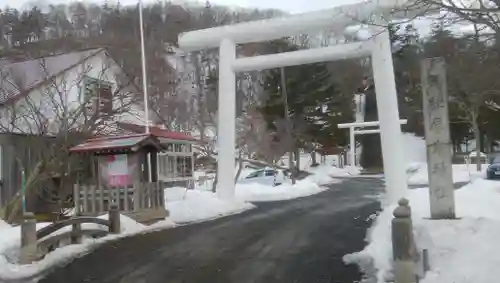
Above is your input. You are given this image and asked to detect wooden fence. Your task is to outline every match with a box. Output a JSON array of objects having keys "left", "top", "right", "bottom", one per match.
[
  {"left": 20, "top": 206, "right": 120, "bottom": 264},
  {"left": 74, "top": 182, "right": 167, "bottom": 224}
]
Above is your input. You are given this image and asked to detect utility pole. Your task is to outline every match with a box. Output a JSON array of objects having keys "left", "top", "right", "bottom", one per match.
[
  {"left": 138, "top": 0, "right": 153, "bottom": 182},
  {"left": 280, "top": 66, "right": 296, "bottom": 184}
]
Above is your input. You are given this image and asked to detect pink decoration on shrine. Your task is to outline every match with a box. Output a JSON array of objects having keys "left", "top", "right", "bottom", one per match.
[
  {"left": 107, "top": 154, "right": 129, "bottom": 186},
  {"left": 109, "top": 175, "right": 129, "bottom": 186}
]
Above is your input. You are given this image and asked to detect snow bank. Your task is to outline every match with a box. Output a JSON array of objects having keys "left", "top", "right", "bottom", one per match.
[
  {"left": 407, "top": 163, "right": 486, "bottom": 185},
  {"left": 232, "top": 163, "right": 348, "bottom": 202},
  {"left": 0, "top": 220, "right": 10, "bottom": 230},
  {"left": 193, "top": 167, "right": 254, "bottom": 192},
  {"left": 94, "top": 214, "right": 147, "bottom": 234},
  {"left": 166, "top": 163, "right": 349, "bottom": 222},
  {"left": 279, "top": 153, "right": 316, "bottom": 170},
  {"left": 280, "top": 153, "right": 341, "bottom": 170},
  {"left": 235, "top": 179, "right": 326, "bottom": 202},
  {"left": 194, "top": 161, "right": 349, "bottom": 203},
  {"left": 401, "top": 133, "right": 427, "bottom": 165},
  {"left": 237, "top": 168, "right": 258, "bottom": 180},
  {"left": 401, "top": 133, "right": 489, "bottom": 186},
  {"left": 345, "top": 178, "right": 500, "bottom": 283},
  {"left": 165, "top": 188, "right": 255, "bottom": 223},
  {"left": 307, "top": 164, "right": 358, "bottom": 183}
]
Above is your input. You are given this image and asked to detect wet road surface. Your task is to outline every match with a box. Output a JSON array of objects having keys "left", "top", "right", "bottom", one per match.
[{"left": 37, "top": 179, "right": 384, "bottom": 283}]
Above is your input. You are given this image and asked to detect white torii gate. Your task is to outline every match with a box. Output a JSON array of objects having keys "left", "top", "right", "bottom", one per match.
[
  {"left": 338, "top": 119, "right": 408, "bottom": 167},
  {"left": 178, "top": 0, "right": 421, "bottom": 203}
]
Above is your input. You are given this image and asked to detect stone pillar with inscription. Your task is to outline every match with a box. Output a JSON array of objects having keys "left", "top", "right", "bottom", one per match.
[{"left": 421, "top": 57, "right": 455, "bottom": 219}]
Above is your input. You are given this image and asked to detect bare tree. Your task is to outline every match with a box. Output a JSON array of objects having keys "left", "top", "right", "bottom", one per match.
[
  {"left": 0, "top": 52, "right": 140, "bottom": 222},
  {"left": 407, "top": 0, "right": 500, "bottom": 34},
  {"left": 424, "top": 24, "right": 500, "bottom": 171}
]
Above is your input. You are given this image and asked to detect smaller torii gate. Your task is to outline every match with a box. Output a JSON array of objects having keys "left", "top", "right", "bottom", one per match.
[{"left": 338, "top": 119, "right": 407, "bottom": 167}]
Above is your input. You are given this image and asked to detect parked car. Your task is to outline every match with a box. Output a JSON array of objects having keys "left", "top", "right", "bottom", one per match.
[
  {"left": 240, "top": 168, "right": 286, "bottom": 186},
  {"left": 486, "top": 156, "right": 500, "bottom": 180}
]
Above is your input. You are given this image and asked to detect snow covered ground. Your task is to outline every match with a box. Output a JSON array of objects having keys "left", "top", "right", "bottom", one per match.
[
  {"left": 279, "top": 152, "right": 340, "bottom": 170},
  {"left": 166, "top": 157, "right": 353, "bottom": 221},
  {"left": 407, "top": 162, "right": 487, "bottom": 185},
  {"left": 164, "top": 187, "right": 255, "bottom": 223},
  {"left": 235, "top": 162, "right": 347, "bottom": 202},
  {"left": 343, "top": 133, "right": 500, "bottom": 282},
  {"left": 194, "top": 159, "right": 351, "bottom": 203},
  {"left": 235, "top": 178, "right": 330, "bottom": 202},
  {"left": 401, "top": 133, "right": 488, "bottom": 185},
  {"left": 345, "top": 177, "right": 500, "bottom": 283},
  {"left": 400, "top": 133, "right": 427, "bottom": 166}
]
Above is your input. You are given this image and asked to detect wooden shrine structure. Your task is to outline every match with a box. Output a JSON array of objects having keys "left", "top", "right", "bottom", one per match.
[{"left": 69, "top": 126, "right": 197, "bottom": 224}]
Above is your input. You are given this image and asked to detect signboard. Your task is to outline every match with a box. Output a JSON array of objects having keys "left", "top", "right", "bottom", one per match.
[
  {"left": 107, "top": 154, "right": 129, "bottom": 186},
  {"left": 421, "top": 57, "right": 455, "bottom": 219}
]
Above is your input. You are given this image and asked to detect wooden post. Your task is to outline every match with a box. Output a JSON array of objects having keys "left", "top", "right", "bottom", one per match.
[
  {"left": 90, "top": 185, "right": 96, "bottom": 214},
  {"left": 71, "top": 191, "right": 82, "bottom": 245},
  {"left": 421, "top": 57, "right": 455, "bottom": 219},
  {"left": 99, "top": 184, "right": 104, "bottom": 213},
  {"left": 392, "top": 198, "right": 416, "bottom": 283},
  {"left": 73, "top": 184, "right": 80, "bottom": 215},
  {"left": 124, "top": 186, "right": 129, "bottom": 212},
  {"left": 20, "top": 212, "right": 37, "bottom": 264},
  {"left": 154, "top": 182, "right": 158, "bottom": 208},
  {"left": 159, "top": 181, "right": 165, "bottom": 208},
  {"left": 157, "top": 182, "right": 162, "bottom": 208},
  {"left": 150, "top": 183, "right": 155, "bottom": 209},
  {"left": 82, "top": 185, "right": 88, "bottom": 214},
  {"left": 133, "top": 182, "right": 141, "bottom": 211},
  {"left": 71, "top": 222, "right": 82, "bottom": 244},
  {"left": 142, "top": 182, "right": 147, "bottom": 209},
  {"left": 108, "top": 204, "right": 120, "bottom": 234}
]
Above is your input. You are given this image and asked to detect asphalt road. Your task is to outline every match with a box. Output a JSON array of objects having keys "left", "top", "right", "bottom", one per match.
[{"left": 37, "top": 179, "right": 383, "bottom": 283}]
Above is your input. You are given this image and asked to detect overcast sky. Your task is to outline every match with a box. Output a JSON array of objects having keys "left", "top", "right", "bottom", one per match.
[
  {"left": 0, "top": 0, "right": 478, "bottom": 37},
  {"left": 0, "top": 0, "right": 357, "bottom": 14}
]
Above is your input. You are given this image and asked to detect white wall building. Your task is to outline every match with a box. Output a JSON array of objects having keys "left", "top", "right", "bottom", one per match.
[{"left": 0, "top": 48, "right": 147, "bottom": 135}]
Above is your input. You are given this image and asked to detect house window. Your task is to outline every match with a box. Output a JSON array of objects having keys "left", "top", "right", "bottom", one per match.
[{"left": 83, "top": 77, "right": 113, "bottom": 115}]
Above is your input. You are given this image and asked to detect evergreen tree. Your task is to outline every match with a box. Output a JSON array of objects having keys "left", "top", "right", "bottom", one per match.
[
  {"left": 390, "top": 23, "right": 424, "bottom": 136},
  {"left": 260, "top": 39, "right": 351, "bottom": 151}
]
